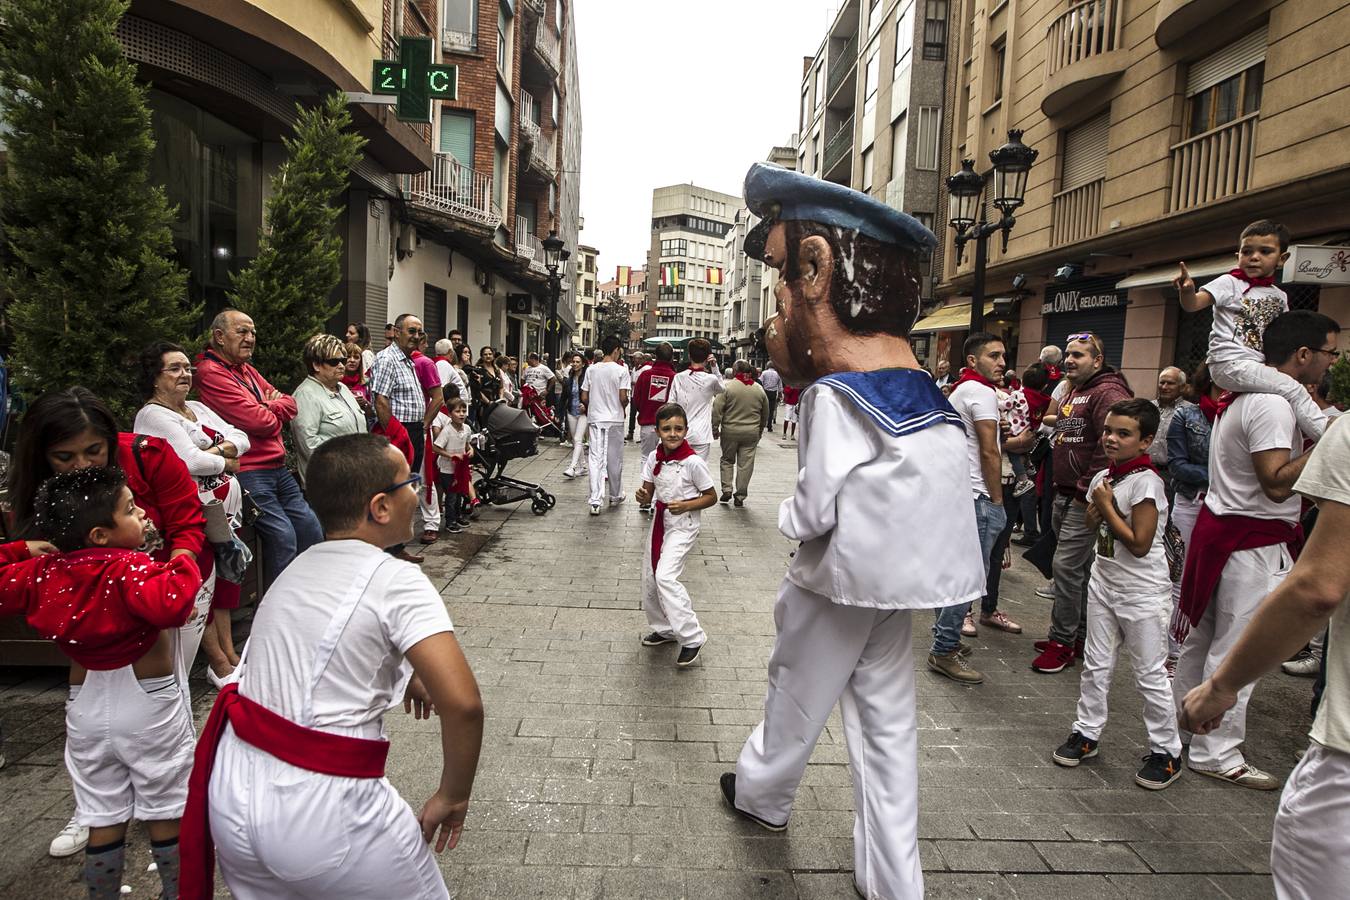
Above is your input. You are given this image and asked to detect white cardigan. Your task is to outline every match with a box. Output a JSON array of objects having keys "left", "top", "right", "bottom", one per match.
[{"left": 133, "top": 401, "right": 251, "bottom": 479}]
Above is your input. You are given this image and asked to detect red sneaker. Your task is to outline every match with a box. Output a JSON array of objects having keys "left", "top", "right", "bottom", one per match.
[{"left": 1032, "top": 640, "right": 1077, "bottom": 673}]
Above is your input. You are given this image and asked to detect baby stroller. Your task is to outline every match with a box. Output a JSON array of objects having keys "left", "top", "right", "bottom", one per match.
[
  {"left": 520, "top": 383, "right": 564, "bottom": 439},
  {"left": 473, "top": 400, "right": 557, "bottom": 515}
]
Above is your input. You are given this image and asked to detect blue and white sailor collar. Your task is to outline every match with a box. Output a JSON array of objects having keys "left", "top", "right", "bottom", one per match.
[{"left": 814, "top": 368, "right": 962, "bottom": 437}]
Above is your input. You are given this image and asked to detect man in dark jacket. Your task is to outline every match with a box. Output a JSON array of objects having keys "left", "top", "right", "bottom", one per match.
[{"left": 1032, "top": 333, "right": 1133, "bottom": 673}]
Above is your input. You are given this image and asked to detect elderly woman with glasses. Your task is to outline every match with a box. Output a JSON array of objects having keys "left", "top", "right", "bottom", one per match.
[{"left": 292, "top": 334, "right": 367, "bottom": 485}]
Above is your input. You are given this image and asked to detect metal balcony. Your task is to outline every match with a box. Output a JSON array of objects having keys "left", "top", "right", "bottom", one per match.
[
  {"left": 524, "top": 129, "right": 557, "bottom": 181},
  {"left": 518, "top": 90, "right": 541, "bottom": 148},
  {"left": 442, "top": 29, "right": 476, "bottom": 53},
  {"left": 530, "top": 19, "right": 561, "bottom": 79},
  {"left": 515, "top": 216, "right": 548, "bottom": 274},
  {"left": 1169, "top": 113, "right": 1258, "bottom": 211},
  {"left": 1042, "top": 0, "right": 1128, "bottom": 117},
  {"left": 823, "top": 114, "right": 855, "bottom": 179},
  {"left": 826, "top": 32, "right": 859, "bottom": 102},
  {"left": 403, "top": 154, "right": 503, "bottom": 229}
]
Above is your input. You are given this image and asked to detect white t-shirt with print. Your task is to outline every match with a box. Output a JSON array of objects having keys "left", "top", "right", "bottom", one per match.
[
  {"left": 522, "top": 364, "right": 554, "bottom": 396},
  {"left": 1087, "top": 467, "right": 1170, "bottom": 596},
  {"left": 1204, "top": 273, "right": 1289, "bottom": 365},
  {"left": 1296, "top": 415, "right": 1350, "bottom": 754},
  {"left": 238, "top": 540, "right": 453, "bottom": 735},
  {"left": 431, "top": 412, "right": 472, "bottom": 474},
  {"left": 640, "top": 449, "right": 716, "bottom": 526},
  {"left": 948, "top": 380, "right": 1002, "bottom": 498},
  {"left": 582, "top": 360, "right": 632, "bottom": 425},
  {"left": 669, "top": 368, "right": 726, "bottom": 446},
  {"left": 1204, "top": 391, "right": 1303, "bottom": 523}
]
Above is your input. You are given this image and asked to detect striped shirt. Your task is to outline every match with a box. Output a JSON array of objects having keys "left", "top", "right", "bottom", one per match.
[{"left": 369, "top": 344, "right": 425, "bottom": 422}]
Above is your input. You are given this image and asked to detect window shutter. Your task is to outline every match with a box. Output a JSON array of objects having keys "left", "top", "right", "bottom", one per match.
[
  {"left": 1186, "top": 27, "right": 1267, "bottom": 96},
  {"left": 1061, "top": 112, "right": 1109, "bottom": 190},
  {"left": 438, "top": 111, "right": 474, "bottom": 165}
]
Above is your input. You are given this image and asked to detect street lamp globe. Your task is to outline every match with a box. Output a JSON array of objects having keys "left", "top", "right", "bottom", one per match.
[
  {"left": 542, "top": 229, "right": 564, "bottom": 273},
  {"left": 989, "top": 129, "right": 1038, "bottom": 216},
  {"left": 944, "top": 158, "right": 984, "bottom": 235}
]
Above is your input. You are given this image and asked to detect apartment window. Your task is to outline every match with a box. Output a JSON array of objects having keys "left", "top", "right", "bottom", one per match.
[
  {"left": 497, "top": 2, "right": 512, "bottom": 73},
  {"left": 912, "top": 212, "right": 934, "bottom": 233},
  {"left": 990, "top": 40, "right": 1006, "bottom": 104},
  {"left": 443, "top": 0, "right": 477, "bottom": 48},
  {"left": 864, "top": 49, "right": 881, "bottom": 109},
  {"left": 492, "top": 138, "right": 507, "bottom": 208},
  {"left": 895, "top": 0, "right": 914, "bottom": 78},
  {"left": 438, "top": 110, "right": 474, "bottom": 164},
  {"left": 1185, "top": 28, "right": 1267, "bottom": 138},
  {"left": 869, "top": 0, "right": 883, "bottom": 33},
  {"left": 923, "top": 0, "right": 948, "bottom": 61},
  {"left": 814, "top": 63, "right": 825, "bottom": 111},
  {"left": 862, "top": 148, "right": 875, "bottom": 191},
  {"left": 1061, "top": 113, "right": 1109, "bottom": 191},
  {"left": 890, "top": 113, "right": 908, "bottom": 181},
  {"left": 801, "top": 89, "right": 810, "bottom": 131},
  {"left": 812, "top": 132, "right": 821, "bottom": 173},
  {"left": 915, "top": 106, "right": 940, "bottom": 170}
]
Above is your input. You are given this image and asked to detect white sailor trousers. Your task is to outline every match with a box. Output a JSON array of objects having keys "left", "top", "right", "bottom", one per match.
[
  {"left": 587, "top": 421, "right": 624, "bottom": 505},
  {"left": 1172, "top": 544, "right": 1291, "bottom": 771},
  {"left": 735, "top": 583, "right": 922, "bottom": 900},
  {"left": 1271, "top": 742, "right": 1350, "bottom": 899},
  {"left": 640, "top": 513, "right": 706, "bottom": 647}
]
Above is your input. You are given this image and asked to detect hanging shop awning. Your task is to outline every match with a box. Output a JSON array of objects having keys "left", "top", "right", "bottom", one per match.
[
  {"left": 911, "top": 301, "right": 995, "bottom": 334},
  {"left": 1114, "top": 254, "right": 1232, "bottom": 291}
]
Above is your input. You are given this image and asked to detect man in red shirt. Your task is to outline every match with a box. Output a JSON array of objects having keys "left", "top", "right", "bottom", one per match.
[
  {"left": 632, "top": 344, "right": 678, "bottom": 495},
  {"left": 196, "top": 310, "right": 322, "bottom": 588}
]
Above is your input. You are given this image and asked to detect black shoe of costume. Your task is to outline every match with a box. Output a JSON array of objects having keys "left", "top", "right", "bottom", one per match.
[
  {"left": 1052, "top": 731, "right": 1099, "bottom": 767},
  {"left": 676, "top": 644, "right": 702, "bottom": 667},
  {"left": 641, "top": 632, "right": 676, "bottom": 647},
  {"left": 1135, "top": 752, "right": 1183, "bottom": 790},
  {"left": 734, "top": 498, "right": 745, "bottom": 508},
  {"left": 718, "top": 773, "right": 787, "bottom": 832},
  {"left": 719, "top": 492, "right": 732, "bottom": 503}
]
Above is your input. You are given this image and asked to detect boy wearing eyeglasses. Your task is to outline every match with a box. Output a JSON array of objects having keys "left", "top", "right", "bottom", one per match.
[{"left": 1174, "top": 219, "right": 1329, "bottom": 440}]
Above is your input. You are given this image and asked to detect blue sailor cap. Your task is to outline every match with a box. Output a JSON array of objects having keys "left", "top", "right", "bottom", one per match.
[{"left": 742, "top": 162, "right": 937, "bottom": 261}]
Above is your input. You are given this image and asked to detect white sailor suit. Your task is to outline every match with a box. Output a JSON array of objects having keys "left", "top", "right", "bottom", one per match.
[{"left": 732, "top": 369, "right": 985, "bottom": 900}]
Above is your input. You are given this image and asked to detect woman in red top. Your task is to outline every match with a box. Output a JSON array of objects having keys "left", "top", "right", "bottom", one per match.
[{"left": 5, "top": 386, "right": 206, "bottom": 858}]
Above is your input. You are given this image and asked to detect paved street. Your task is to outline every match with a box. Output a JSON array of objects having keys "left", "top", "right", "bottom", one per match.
[{"left": 0, "top": 431, "right": 1314, "bottom": 899}]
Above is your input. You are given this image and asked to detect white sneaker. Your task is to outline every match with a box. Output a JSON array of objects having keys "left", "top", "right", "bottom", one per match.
[
  {"left": 609, "top": 495, "right": 625, "bottom": 507},
  {"left": 1282, "top": 655, "right": 1322, "bottom": 678},
  {"left": 589, "top": 504, "right": 601, "bottom": 516},
  {"left": 49, "top": 817, "right": 89, "bottom": 857},
  {"left": 562, "top": 468, "right": 576, "bottom": 479},
  {"left": 1034, "top": 582, "right": 1056, "bottom": 600}
]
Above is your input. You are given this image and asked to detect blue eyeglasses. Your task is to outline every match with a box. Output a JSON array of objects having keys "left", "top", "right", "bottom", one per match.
[{"left": 374, "top": 473, "right": 422, "bottom": 497}]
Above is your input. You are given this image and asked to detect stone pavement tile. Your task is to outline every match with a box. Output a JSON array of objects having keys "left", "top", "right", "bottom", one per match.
[
  {"left": 935, "top": 839, "right": 1049, "bottom": 873},
  {"left": 463, "top": 800, "right": 583, "bottom": 833},
  {"left": 441, "top": 831, "right": 528, "bottom": 865},
  {"left": 694, "top": 869, "right": 798, "bottom": 900},
  {"left": 518, "top": 716, "right": 602, "bottom": 738},
  {"left": 1004, "top": 873, "right": 1127, "bottom": 899},
  {"left": 572, "top": 866, "right": 685, "bottom": 899},
  {"left": 965, "top": 813, "right": 1071, "bottom": 841},
  {"left": 1059, "top": 814, "right": 1163, "bottom": 842},
  {"left": 920, "top": 812, "right": 977, "bottom": 840},
  {"left": 1125, "top": 841, "right": 1253, "bottom": 873},
  {"left": 525, "top": 832, "right": 633, "bottom": 867},
  {"left": 792, "top": 872, "right": 857, "bottom": 899},
  {"left": 1104, "top": 873, "right": 1262, "bottom": 898},
  {"left": 551, "top": 737, "right": 636, "bottom": 759},
  {"left": 443, "top": 864, "right": 578, "bottom": 900},
  {"left": 985, "top": 787, "right": 1088, "bottom": 816},
  {"left": 1205, "top": 874, "right": 1279, "bottom": 899},
  {"left": 920, "top": 872, "right": 1019, "bottom": 899},
  {"left": 541, "top": 778, "right": 634, "bottom": 806},
  {"left": 1033, "top": 841, "right": 1150, "bottom": 873},
  {"left": 583, "top": 804, "right": 679, "bottom": 834},
  {"left": 634, "top": 781, "right": 726, "bottom": 809}
]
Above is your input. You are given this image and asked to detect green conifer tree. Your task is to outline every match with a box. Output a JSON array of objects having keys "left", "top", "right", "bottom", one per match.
[
  {"left": 229, "top": 92, "right": 365, "bottom": 390},
  {"left": 595, "top": 292, "right": 632, "bottom": 347},
  {"left": 0, "top": 0, "right": 194, "bottom": 421}
]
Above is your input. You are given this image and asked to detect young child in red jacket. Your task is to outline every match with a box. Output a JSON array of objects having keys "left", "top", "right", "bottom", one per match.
[{"left": 0, "top": 466, "right": 201, "bottom": 900}]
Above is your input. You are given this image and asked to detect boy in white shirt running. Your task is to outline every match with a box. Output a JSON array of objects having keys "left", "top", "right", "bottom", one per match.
[
  {"left": 1052, "top": 399, "right": 1183, "bottom": 790},
  {"left": 1174, "top": 219, "right": 1327, "bottom": 439},
  {"left": 580, "top": 336, "right": 632, "bottom": 515},
  {"left": 635, "top": 403, "right": 718, "bottom": 667},
  {"left": 669, "top": 338, "right": 725, "bottom": 460}
]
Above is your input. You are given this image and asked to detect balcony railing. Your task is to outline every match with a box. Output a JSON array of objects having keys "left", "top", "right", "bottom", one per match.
[
  {"left": 518, "top": 90, "right": 540, "bottom": 147},
  {"left": 1046, "top": 0, "right": 1123, "bottom": 79},
  {"left": 526, "top": 129, "right": 557, "bottom": 180},
  {"left": 1051, "top": 178, "right": 1104, "bottom": 246},
  {"left": 823, "top": 114, "right": 855, "bottom": 173},
  {"left": 1169, "top": 113, "right": 1258, "bottom": 211},
  {"left": 532, "top": 20, "right": 561, "bottom": 76},
  {"left": 521, "top": 0, "right": 545, "bottom": 16},
  {"left": 442, "top": 29, "right": 476, "bottom": 53},
  {"left": 404, "top": 154, "right": 502, "bottom": 229},
  {"left": 827, "top": 32, "right": 859, "bottom": 100},
  {"left": 515, "top": 216, "right": 547, "bottom": 274}
]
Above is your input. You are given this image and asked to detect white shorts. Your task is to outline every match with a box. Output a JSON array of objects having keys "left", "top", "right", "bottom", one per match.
[
  {"left": 65, "top": 666, "right": 195, "bottom": 826},
  {"left": 785, "top": 403, "right": 798, "bottom": 424}
]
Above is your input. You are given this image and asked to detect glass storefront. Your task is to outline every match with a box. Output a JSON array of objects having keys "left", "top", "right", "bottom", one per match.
[{"left": 146, "top": 90, "right": 264, "bottom": 320}]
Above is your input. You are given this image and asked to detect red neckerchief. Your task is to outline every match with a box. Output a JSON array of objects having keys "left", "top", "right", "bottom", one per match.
[
  {"left": 952, "top": 367, "right": 999, "bottom": 391},
  {"left": 1022, "top": 387, "right": 1053, "bottom": 419},
  {"left": 651, "top": 441, "right": 697, "bottom": 573},
  {"left": 434, "top": 355, "right": 452, "bottom": 364},
  {"left": 1229, "top": 267, "right": 1276, "bottom": 288},
  {"left": 179, "top": 683, "right": 389, "bottom": 900},
  {"left": 1214, "top": 390, "right": 1242, "bottom": 419},
  {"left": 340, "top": 372, "right": 363, "bottom": 390},
  {"left": 734, "top": 373, "right": 756, "bottom": 386},
  {"left": 1107, "top": 454, "right": 1158, "bottom": 481},
  {"left": 1198, "top": 393, "right": 1221, "bottom": 423},
  {"left": 1045, "top": 364, "right": 1062, "bottom": 382}
]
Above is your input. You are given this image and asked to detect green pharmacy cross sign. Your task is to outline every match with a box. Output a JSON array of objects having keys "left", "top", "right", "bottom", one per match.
[{"left": 373, "top": 36, "right": 457, "bottom": 123}]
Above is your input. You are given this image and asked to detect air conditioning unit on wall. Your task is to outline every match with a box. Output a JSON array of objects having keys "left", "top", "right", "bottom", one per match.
[{"left": 396, "top": 223, "right": 417, "bottom": 259}]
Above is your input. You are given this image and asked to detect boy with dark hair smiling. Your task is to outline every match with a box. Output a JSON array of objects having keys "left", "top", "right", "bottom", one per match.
[
  {"left": 1053, "top": 398, "right": 1184, "bottom": 790},
  {"left": 0, "top": 466, "right": 202, "bottom": 900}
]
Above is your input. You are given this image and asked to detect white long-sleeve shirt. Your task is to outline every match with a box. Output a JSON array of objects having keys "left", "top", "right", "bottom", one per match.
[
  {"left": 134, "top": 400, "right": 251, "bottom": 479},
  {"left": 779, "top": 374, "right": 985, "bottom": 609}
]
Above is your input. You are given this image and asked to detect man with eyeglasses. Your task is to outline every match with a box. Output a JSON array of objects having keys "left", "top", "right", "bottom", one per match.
[
  {"left": 196, "top": 309, "right": 323, "bottom": 589},
  {"left": 369, "top": 314, "right": 437, "bottom": 563}
]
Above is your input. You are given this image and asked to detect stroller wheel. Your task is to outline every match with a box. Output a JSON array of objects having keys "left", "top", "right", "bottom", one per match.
[
  {"left": 531, "top": 498, "right": 550, "bottom": 516},
  {"left": 533, "top": 488, "right": 556, "bottom": 509},
  {"left": 544, "top": 492, "right": 556, "bottom": 509}
]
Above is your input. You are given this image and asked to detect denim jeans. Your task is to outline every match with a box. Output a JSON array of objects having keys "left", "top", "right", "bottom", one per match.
[
  {"left": 237, "top": 466, "right": 323, "bottom": 590},
  {"left": 932, "top": 495, "right": 1007, "bottom": 654},
  {"left": 982, "top": 489, "right": 1020, "bottom": 614}
]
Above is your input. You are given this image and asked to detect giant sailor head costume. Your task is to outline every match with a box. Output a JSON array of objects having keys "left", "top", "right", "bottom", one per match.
[{"left": 743, "top": 162, "right": 937, "bottom": 385}]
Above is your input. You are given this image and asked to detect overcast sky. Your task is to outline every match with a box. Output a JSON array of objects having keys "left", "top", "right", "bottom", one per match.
[{"left": 573, "top": 0, "right": 839, "bottom": 279}]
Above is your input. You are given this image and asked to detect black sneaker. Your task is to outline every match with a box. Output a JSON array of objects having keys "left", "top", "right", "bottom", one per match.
[
  {"left": 443, "top": 521, "right": 464, "bottom": 534},
  {"left": 1135, "top": 752, "right": 1183, "bottom": 790},
  {"left": 1052, "top": 731, "right": 1099, "bottom": 767},
  {"left": 641, "top": 632, "right": 676, "bottom": 647},
  {"left": 676, "top": 644, "right": 702, "bottom": 667},
  {"left": 718, "top": 773, "right": 787, "bottom": 832}
]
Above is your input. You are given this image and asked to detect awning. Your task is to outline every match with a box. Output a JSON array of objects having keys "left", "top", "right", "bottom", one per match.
[
  {"left": 911, "top": 301, "right": 995, "bottom": 334},
  {"left": 1114, "top": 254, "right": 1231, "bottom": 291}
]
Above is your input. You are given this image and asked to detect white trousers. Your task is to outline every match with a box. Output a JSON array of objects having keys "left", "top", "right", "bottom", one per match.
[
  {"left": 177, "top": 567, "right": 215, "bottom": 717},
  {"left": 1172, "top": 543, "right": 1292, "bottom": 770},
  {"left": 690, "top": 442, "right": 711, "bottom": 461},
  {"left": 1272, "top": 742, "right": 1350, "bottom": 899},
  {"left": 419, "top": 480, "right": 440, "bottom": 530},
  {"left": 735, "top": 584, "right": 922, "bottom": 900},
  {"left": 567, "top": 412, "right": 588, "bottom": 472},
  {"left": 639, "top": 424, "right": 658, "bottom": 460},
  {"left": 1073, "top": 580, "right": 1181, "bottom": 755},
  {"left": 65, "top": 666, "right": 195, "bottom": 826},
  {"left": 1210, "top": 356, "right": 1327, "bottom": 439},
  {"left": 209, "top": 727, "right": 450, "bottom": 899},
  {"left": 587, "top": 421, "right": 624, "bottom": 506},
  {"left": 1168, "top": 493, "right": 1204, "bottom": 656},
  {"left": 641, "top": 514, "right": 706, "bottom": 647}
]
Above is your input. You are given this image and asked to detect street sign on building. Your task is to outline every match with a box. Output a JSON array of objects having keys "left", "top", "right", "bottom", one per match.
[
  {"left": 1283, "top": 245, "right": 1350, "bottom": 285},
  {"left": 372, "top": 37, "right": 457, "bottom": 123}
]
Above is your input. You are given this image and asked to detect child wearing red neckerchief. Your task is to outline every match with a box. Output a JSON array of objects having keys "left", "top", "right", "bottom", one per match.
[
  {"left": 1052, "top": 399, "right": 1182, "bottom": 790},
  {"left": 1174, "top": 219, "right": 1328, "bottom": 440},
  {"left": 633, "top": 403, "right": 718, "bottom": 667}
]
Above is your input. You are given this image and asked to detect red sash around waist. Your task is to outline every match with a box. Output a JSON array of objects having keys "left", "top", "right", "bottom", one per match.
[{"left": 179, "top": 683, "right": 390, "bottom": 899}]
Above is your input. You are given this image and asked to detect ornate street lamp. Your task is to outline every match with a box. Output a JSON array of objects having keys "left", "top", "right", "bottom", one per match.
[
  {"left": 944, "top": 129, "right": 1038, "bottom": 333},
  {"left": 541, "top": 230, "right": 566, "bottom": 360}
]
